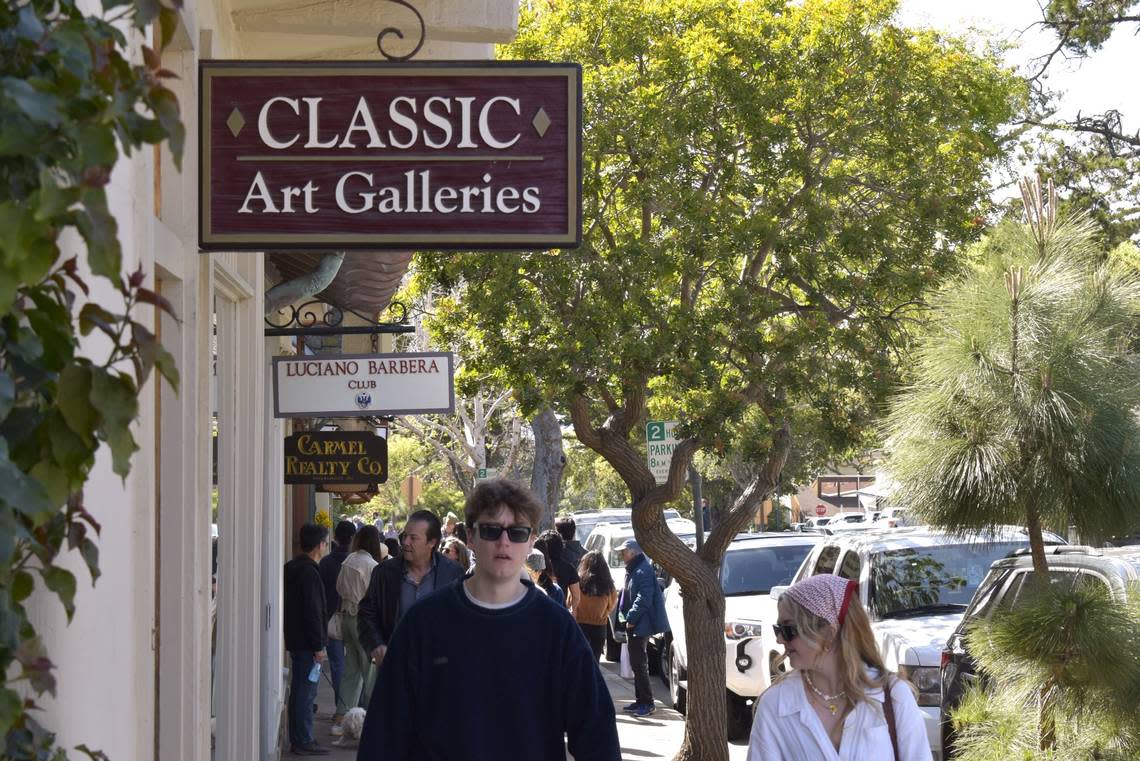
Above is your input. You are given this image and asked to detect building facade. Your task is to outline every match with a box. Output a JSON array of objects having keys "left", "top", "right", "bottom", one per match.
[{"left": 27, "top": 2, "right": 520, "bottom": 759}]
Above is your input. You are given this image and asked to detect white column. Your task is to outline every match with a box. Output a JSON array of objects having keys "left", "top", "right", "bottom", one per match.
[
  {"left": 260, "top": 340, "right": 286, "bottom": 759},
  {"left": 212, "top": 253, "right": 265, "bottom": 761}
]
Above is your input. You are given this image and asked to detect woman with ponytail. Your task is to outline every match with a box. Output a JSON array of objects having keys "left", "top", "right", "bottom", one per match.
[{"left": 747, "top": 574, "right": 931, "bottom": 760}]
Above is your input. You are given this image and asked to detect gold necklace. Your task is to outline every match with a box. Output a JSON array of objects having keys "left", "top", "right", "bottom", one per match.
[{"left": 803, "top": 671, "right": 846, "bottom": 716}]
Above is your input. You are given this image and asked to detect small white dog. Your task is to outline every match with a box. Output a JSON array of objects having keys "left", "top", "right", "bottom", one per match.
[{"left": 335, "top": 707, "right": 367, "bottom": 747}]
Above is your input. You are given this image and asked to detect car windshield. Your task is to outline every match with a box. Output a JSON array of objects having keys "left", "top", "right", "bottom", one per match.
[
  {"left": 870, "top": 541, "right": 1027, "bottom": 617},
  {"left": 721, "top": 544, "right": 815, "bottom": 596}
]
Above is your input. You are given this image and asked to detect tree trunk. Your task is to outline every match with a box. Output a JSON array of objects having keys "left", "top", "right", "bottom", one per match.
[
  {"left": 530, "top": 406, "right": 565, "bottom": 530},
  {"left": 1025, "top": 502, "right": 1049, "bottom": 580},
  {"left": 676, "top": 564, "right": 729, "bottom": 760}
]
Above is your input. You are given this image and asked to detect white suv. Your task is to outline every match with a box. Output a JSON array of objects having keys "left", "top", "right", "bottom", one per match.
[
  {"left": 582, "top": 517, "right": 696, "bottom": 660},
  {"left": 662, "top": 533, "right": 820, "bottom": 739},
  {"left": 775, "top": 526, "right": 1066, "bottom": 761}
]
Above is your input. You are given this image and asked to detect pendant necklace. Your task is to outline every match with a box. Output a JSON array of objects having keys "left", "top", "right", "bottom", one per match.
[{"left": 804, "top": 671, "right": 845, "bottom": 716}]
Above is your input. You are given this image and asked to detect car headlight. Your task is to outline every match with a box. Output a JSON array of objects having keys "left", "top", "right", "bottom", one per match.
[
  {"left": 724, "top": 621, "right": 764, "bottom": 640},
  {"left": 898, "top": 665, "right": 941, "bottom": 706}
]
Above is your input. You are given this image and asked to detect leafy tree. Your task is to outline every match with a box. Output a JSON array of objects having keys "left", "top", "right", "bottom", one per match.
[
  {"left": 1019, "top": 0, "right": 1140, "bottom": 245},
  {"left": 0, "top": 0, "right": 183, "bottom": 757},
  {"left": 560, "top": 437, "right": 630, "bottom": 513},
  {"left": 418, "top": 0, "right": 1021, "bottom": 754},
  {"left": 885, "top": 178, "right": 1140, "bottom": 579}
]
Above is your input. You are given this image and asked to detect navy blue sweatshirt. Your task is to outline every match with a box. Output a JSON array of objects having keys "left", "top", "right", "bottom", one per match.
[{"left": 357, "top": 581, "right": 620, "bottom": 761}]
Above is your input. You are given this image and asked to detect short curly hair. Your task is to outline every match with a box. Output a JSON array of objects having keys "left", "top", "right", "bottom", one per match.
[{"left": 464, "top": 479, "right": 543, "bottom": 530}]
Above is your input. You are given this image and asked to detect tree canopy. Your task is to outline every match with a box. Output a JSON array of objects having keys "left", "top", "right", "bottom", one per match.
[{"left": 418, "top": 0, "right": 1023, "bottom": 754}]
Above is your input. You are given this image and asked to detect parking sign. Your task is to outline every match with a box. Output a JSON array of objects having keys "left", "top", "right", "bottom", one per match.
[{"left": 646, "top": 421, "right": 680, "bottom": 484}]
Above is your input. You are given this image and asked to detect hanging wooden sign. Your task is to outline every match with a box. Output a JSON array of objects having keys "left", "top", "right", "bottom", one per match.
[
  {"left": 284, "top": 431, "right": 388, "bottom": 485},
  {"left": 200, "top": 60, "right": 581, "bottom": 250}
]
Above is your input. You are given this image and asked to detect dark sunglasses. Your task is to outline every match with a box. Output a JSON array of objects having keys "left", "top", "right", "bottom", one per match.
[
  {"left": 772, "top": 623, "right": 798, "bottom": 641},
  {"left": 475, "top": 523, "right": 533, "bottom": 543}
]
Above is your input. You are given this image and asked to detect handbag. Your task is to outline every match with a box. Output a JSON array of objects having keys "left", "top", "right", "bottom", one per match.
[
  {"left": 619, "top": 642, "right": 634, "bottom": 679},
  {"left": 882, "top": 677, "right": 899, "bottom": 761},
  {"left": 327, "top": 611, "right": 342, "bottom": 640}
]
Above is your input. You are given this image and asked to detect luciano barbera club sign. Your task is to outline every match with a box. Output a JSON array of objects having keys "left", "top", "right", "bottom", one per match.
[
  {"left": 272, "top": 351, "right": 455, "bottom": 418},
  {"left": 199, "top": 61, "right": 582, "bottom": 250}
]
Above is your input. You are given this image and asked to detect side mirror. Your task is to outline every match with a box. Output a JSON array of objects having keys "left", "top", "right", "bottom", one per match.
[{"left": 769, "top": 585, "right": 789, "bottom": 600}]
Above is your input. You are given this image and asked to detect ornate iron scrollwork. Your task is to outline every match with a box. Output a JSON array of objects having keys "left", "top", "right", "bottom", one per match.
[
  {"left": 264, "top": 299, "right": 413, "bottom": 337},
  {"left": 377, "top": 0, "right": 426, "bottom": 62}
]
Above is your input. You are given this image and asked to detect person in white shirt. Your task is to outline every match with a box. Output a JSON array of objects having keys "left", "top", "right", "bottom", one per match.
[
  {"left": 747, "top": 574, "right": 932, "bottom": 761},
  {"left": 333, "top": 525, "right": 387, "bottom": 726}
]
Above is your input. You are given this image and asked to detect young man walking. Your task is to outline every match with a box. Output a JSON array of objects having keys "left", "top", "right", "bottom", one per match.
[
  {"left": 618, "top": 538, "right": 670, "bottom": 717},
  {"left": 283, "top": 523, "right": 331, "bottom": 756},
  {"left": 357, "top": 480, "right": 620, "bottom": 761}
]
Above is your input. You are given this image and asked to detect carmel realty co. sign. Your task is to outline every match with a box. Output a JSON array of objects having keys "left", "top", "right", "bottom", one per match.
[
  {"left": 272, "top": 351, "right": 454, "bottom": 418},
  {"left": 284, "top": 431, "right": 389, "bottom": 485},
  {"left": 199, "top": 61, "right": 582, "bottom": 250}
]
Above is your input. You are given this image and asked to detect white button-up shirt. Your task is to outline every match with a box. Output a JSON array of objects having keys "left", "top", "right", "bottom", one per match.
[{"left": 747, "top": 670, "right": 932, "bottom": 761}]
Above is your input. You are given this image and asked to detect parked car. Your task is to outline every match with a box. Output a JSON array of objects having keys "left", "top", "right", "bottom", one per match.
[
  {"left": 940, "top": 545, "right": 1140, "bottom": 758},
  {"left": 571, "top": 507, "right": 681, "bottom": 544},
  {"left": 772, "top": 526, "right": 1066, "bottom": 761},
  {"left": 661, "top": 533, "right": 820, "bottom": 739},
  {"left": 872, "top": 506, "right": 911, "bottom": 528},
  {"left": 582, "top": 517, "right": 696, "bottom": 660}
]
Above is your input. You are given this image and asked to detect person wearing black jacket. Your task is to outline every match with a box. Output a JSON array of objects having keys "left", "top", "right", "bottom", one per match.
[
  {"left": 357, "top": 509, "right": 464, "bottom": 667},
  {"left": 284, "top": 523, "right": 330, "bottom": 756}
]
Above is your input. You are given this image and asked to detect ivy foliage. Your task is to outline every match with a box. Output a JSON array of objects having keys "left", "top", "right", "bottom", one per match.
[{"left": 0, "top": 0, "right": 183, "bottom": 757}]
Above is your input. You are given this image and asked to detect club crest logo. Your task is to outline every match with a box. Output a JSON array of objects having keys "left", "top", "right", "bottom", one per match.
[{"left": 355, "top": 391, "right": 372, "bottom": 409}]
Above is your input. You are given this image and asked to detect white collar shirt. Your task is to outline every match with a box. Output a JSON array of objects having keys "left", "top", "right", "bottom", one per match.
[{"left": 746, "top": 670, "right": 933, "bottom": 761}]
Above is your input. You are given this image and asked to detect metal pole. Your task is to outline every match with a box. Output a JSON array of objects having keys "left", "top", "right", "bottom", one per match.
[{"left": 690, "top": 466, "right": 704, "bottom": 552}]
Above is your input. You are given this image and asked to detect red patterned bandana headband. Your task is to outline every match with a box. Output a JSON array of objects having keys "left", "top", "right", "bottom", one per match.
[{"left": 784, "top": 575, "right": 859, "bottom": 629}]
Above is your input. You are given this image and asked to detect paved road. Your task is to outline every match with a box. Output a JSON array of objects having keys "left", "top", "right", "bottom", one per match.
[{"left": 283, "top": 658, "right": 749, "bottom": 760}]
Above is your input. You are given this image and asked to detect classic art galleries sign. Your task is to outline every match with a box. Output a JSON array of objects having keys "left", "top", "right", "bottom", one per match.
[
  {"left": 199, "top": 61, "right": 581, "bottom": 249},
  {"left": 284, "top": 431, "right": 388, "bottom": 485},
  {"left": 273, "top": 351, "right": 454, "bottom": 418}
]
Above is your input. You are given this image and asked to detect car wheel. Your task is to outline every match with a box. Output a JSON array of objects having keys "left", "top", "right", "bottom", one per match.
[
  {"left": 668, "top": 643, "right": 687, "bottom": 714},
  {"left": 727, "top": 693, "right": 752, "bottom": 742},
  {"left": 604, "top": 622, "right": 621, "bottom": 662}
]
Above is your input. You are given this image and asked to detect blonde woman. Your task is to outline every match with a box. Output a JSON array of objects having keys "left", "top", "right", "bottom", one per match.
[
  {"left": 333, "top": 525, "right": 387, "bottom": 727},
  {"left": 747, "top": 574, "right": 931, "bottom": 760}
]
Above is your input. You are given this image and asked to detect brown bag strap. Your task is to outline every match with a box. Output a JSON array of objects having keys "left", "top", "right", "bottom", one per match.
[{"left": 882, "top": 677, "right": 899, "bottom": 761}]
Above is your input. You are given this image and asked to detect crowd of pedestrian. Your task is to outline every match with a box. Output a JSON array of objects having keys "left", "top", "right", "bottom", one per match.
[{"left": 284, "top": 486, "right": 925, "bottom": 760}]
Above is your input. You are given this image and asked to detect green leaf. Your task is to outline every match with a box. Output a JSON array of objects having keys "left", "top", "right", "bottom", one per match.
[
  {"left": 76, "top": 125, "right": 117, "bottom": 167},
  {"left": 33, "top": 171, "right": 80, "bottom": 222},
  {"left": 78, "top": 537, "right": 100, "bottom": 583},
  {"left": 0, "top": 369, "right": 14, "bottom": 421},
  {"left": 15, "top": 4, "right": 46, "bottom": 41},
  {"left": 12, "top": 571, "right": 34, "bottom": 603},
  {"left": 1, "top": 77, "right": 64, "bottom": 127},
  {"left": 75, "top": 189, "right": 121, "bottom": 279},
  {"left": 158, "top": 7, "right": 181, "bottom": 49},
  {"left": 0, "top": 440, "right": 55, "bottom": 523},
  {"left": 78, "top": 303, "right": 118, "bottom": 338},
  {"left": 0, "top": 686, "right": 22, "bottom": 738},
  {"left": 40, "top": 567, "right": 76, "bottom": 621},
  {"left": 89, "top": 370, "right": 138, "bottom": 478},
  {"left": 149, "top": 87, "right": 184, "bottom": 169},
  {"left": 155, "top": 343, "right": 180, "bottom": 391},
  {"left": 57, "top": 364, "right": 96, "bottom": 444}
]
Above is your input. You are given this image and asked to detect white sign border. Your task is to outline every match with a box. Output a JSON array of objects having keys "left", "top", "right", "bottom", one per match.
[{"left": 271, "top": 351, "right": 456, "bottom": 419}]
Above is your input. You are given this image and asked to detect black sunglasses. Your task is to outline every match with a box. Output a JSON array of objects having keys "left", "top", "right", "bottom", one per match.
[
  {"left": 772, "top": 623, "right": 798, "bottom": 641},
  {"left": 475, "top": 523, "right": 533, "bottom": 543}
]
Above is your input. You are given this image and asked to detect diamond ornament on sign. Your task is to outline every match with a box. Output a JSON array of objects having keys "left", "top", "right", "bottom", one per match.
[
  {"left": 532, "top": 107, "right": 551, "bottom": 137},
  {"left": 226, "top": 107, "right": 246, "bottom": 137}
]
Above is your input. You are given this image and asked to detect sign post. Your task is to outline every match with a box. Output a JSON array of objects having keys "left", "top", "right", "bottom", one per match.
[
  {"left": 646, "top": 421, "right": 680, "bottom": 485},
  {"left": 402, "top": 475, "right": 422, "bottom": 507},
  {"left": 475, "top": 467, "right": 498, "bottom": 485}
]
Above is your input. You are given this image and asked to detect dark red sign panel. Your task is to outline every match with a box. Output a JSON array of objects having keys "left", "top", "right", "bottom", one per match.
[{"left": 199, "top": 61, "right": 581, "bottom": 250}]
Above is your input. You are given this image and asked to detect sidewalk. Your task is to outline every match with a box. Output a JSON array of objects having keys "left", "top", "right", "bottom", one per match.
[{"left": 281, "top": 659, "right": 747, "bottom": 760}]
